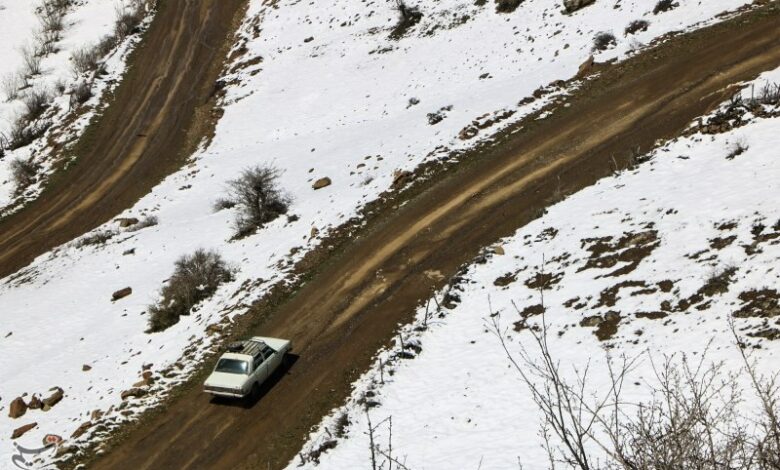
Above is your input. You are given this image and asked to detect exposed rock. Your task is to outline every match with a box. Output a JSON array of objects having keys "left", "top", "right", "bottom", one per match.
[
  {"left": 312, "top": 177, "right": 332, "bottom": 190},
  {"left": 71, "top": 421, "right": 93, "bottom": 439},
  {"left": 580, "top": 315, "right": 603, "bottom": 327},
  {"left": 576, "top": 55, "right": 595, "bottom": 79},
  {"left": 9, "top": 397, "right": 27, "bottom": 418},
  {"left": 82, "top": 364, "right": 92, "bottom": 371},
  {"left": 391, "top": 170, "right": 413, "bottom": 189},
  {"left": 116, "top": 217, "right": 139, "bottom": 228},
  {"left": 121, "top": 388, "right": 148, "bottom": 400},
  {"left": 492, "top": 245, "right": 505, "bottom": 256},
  {"left": 12, "top": 422, "right": 37, "bottom": 439},
  {"left": 206, "top": 323, "right": 223, "bottom": 335},
  {"left": 112, "top": 287, "right": 133, "bottom": 301},
  {"left": 42, "top": 387, "right": 64, "bottom": 409},
  {"left": 27, "top": 395, "right": 43, "bottom": 410},
  {"left": 563, "top": 0, "right": 595, "bottom": 13}
]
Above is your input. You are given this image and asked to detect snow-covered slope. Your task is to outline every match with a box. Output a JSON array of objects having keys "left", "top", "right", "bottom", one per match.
[
  {"left": 0, "top": 0, "right": 150, "bottom": 211},
  {"left": 0, "top": 0, "right": 763, "bottom": 465},
  {"left": 290, "top": 68, "right": 780, "bottom": 469}
]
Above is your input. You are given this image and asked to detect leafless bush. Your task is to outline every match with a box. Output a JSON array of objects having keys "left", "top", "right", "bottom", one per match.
[
  {"left": 22, "top": 88, "right": 52, "bottom": 122},
  {"left": 114, "top": 3, "right": 144, "bottom": 40},
  {"left": 34, "top": 29, "right": 61, "bottom": 56},
  {"left": 75, "top": 230, "right": 116, "bottom": 248},
  {"left": 8, "top": 119, "right": 51, "bottom": 150},
  {"left": 37, "top": 0, "right": 68, "bottom": 34},
  {"left": 726, "top": 138, "right": 749, "bottom": 160},
  {"left": 746, "top": 82, "right": 780, "bottom": 108},
  {"left": 593, "top": 32, "right": 617, "bottom": 51},
  {"left": 1, "top": 73, "right": 21, "bottom": 101},
  {"left": 624, "top": 20, "right": 649, "bottom": 36},
  {"left": 70, "top": 80, "right": 93, "bottom": 107},
  {"left": 389, "top": 0, "right": 422, "bottom": 40},
  {"left": 491, "top": 302, "right": 780, "bottom": 469},
  {"left": 71, "top": 46, "right": 100, "bottom": 75},
  {"left": 10, "top": 157, "right": 39, "bottom": 191},
  {"left": 220, "top": 166, "right": 291, "bottom": 238},
  {"left": 126, "top": 214, "right": 158, "bottom": 232},
  {"left": 147, "top": 249, "right": 233, "bottom": 332},
  {"left": 21, "top": 45, "right": 42, "bottom": 77},
  {"left": 653, "top": 0, "right": 678, "bottom": 14}
]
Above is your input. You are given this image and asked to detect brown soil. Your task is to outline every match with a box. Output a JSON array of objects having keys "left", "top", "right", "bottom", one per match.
[
  {"left": 27, "top": 2, "right": 780, "bottom": 470},
  {"left": 0, "top": 0, "right": 246, "bottom": 280}
]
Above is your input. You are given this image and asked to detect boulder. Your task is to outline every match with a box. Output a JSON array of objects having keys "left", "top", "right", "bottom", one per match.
[
  {"left": 27, "top": 395, "right": 43, "bottom": 410},
  {"left": 42, "top": 387, "right": 64, "bottom": 409},
  {"left": 563, "top": 0, "right": 596, "bottom": 13},
  {"left": 82, "top": 364, "right": 92, "bottom": 372},
  {"left": 580, "top": 315, "right": 603, "bottom": 327},
  {"left": 9, "top": 397, "right": 27, "bottom": 418},
  {"left": 11, "top": 422, "right": 37, "bottom": 439},
  {"left": 71, "top": 421, "right": 92, "bottom": 439},
  {"left": 391, "top": 170, "right": 413, "bottom": 189},
  {"left": 112, "top": 287, "right": 133, "bottom": 301},
  {"left": 312, "top": 177, "right": 332, "bottom": 190},
  {"left": 121, "top": 388, "right": 147, "bottom": 400}
]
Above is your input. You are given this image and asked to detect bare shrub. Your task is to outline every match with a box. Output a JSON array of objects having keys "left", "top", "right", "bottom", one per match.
[
  {"left": 114, "top": 4, "right": 144, "bottom": 39},
  {"left": 746, "top": 82, "right": 780, "bottom": 108},
  {"left": 71, "top": 46, "right": 100, "bottom": 75},
  {"left": 10, "top": 158, "right": 39, "bottom": 191},
  {"left": 491, "top": 302, "right": 780, "bottom": 469},
  {"left": 22, "top": 88, "right": 52, "bottom": 122},
  {"left": 727, "top": 139, "right": 749, "bottom": 160},
  {"left": 126, "top": 214, "right": 158, "bottom": 232},
  {"left": 8, "top": 119, "right": 52, "bottom": 150},
  {"left": 34, "top": 30, "right": 61, "bottom": 56},
  {"left": 38, "top": 0, "right": 67, "bottom": 33},
  {"left": 221, "top": 166, "right": 291, "bottom": 238},
  {"left": 21, "top": 45, "right": 42, "bottom": 77},
  {"left": 70, "top": 80, "right": 93, "bottom": 108},
  {"left": 75, "top": 230, "right": 116, "bottom": 248},
  {"left": 1, "top": 73, "right": 21, "bottom": 101},
  {"left": 593, "top": 31, "right": 617, "bottom": 51},
  {"left": 653, "top": 0, "right": 678, "bottom": 14},
  {"left": 147, "top": 249, "right": 233, "bottom": 332},
  {"left": 624, "top": 19, "right": 649, "bottom": 36},
  {"left": 389, "top": 0, "right": 422, "bottom": 40}
]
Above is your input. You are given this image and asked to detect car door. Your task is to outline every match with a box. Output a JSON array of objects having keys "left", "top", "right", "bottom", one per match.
[
  {"left": 252, "top": 351, "right": 269, "bottom": 385},
  {"left": 262, "top": 345, "right": 279, "bottom": 373}
]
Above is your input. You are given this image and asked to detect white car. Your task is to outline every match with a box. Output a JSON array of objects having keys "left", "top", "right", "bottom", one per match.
[{"left": 204, "top": 336, "right": 292, "bottom": 399}]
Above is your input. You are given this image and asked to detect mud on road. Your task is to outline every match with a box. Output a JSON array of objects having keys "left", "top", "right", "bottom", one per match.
[
  {"left": 0, "top": 0, "right": 246, "bottom": 280},
  {"left": 79, "top": 4, "right": 780, "bottom": 470}
]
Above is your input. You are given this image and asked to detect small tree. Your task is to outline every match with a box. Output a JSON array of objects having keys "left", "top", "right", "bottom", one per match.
[
  {"left": 220, "top": 165, "right": 291, "bottom": 238},
  {"left": 10, "top": 157, "right": 38, "bottom": 192}
]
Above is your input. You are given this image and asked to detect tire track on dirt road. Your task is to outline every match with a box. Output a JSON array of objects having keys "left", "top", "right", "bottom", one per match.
[
  {"left": 88, "top": 4, "right": 780, "bottom": 470},
  {"left": 0, "top": 0, "right": 245, "bottom": 280}
]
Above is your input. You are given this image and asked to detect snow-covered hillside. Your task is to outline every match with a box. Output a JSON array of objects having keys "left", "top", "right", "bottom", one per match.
[
  {"left": 290, "top": 68, "right": 780, "bottom": 469},
  {"left": 0, "top": 0, "right": 765, "bottom": 466},
  {"left": 0, "top": 0, "right": 150, "bottom": 211}
]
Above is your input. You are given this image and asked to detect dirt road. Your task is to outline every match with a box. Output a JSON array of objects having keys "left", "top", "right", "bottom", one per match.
[
  {"left": 83, "top": 4, "right": 780, "bottom": 470},
  {"left": 0, "top": 0, "right": 245, "bottom": 280}
]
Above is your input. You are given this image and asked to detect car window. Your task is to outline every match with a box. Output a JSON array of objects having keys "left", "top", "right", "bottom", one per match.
[
  {"left": 215, "top": 358, "right": 249, "bottom": 374},
  {"left": 262, "top": 346, "right": 275, "bottom": 357}
]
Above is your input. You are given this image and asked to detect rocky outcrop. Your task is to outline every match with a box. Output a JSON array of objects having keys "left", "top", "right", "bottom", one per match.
[{"left": 42, "top": 387, "right": 64, "bottom": 410}]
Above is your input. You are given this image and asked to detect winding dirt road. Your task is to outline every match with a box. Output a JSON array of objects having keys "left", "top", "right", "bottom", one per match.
[
  {"left": 85, "top": 4, "right": 780, "bottom": 470},
  {"left": 0, "top": 0, "right": 245, "bottom": 280}
]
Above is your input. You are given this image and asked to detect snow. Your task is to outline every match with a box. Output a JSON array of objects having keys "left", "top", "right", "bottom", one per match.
[
  {"left": 0, "top": 0, "right": 766, "bottom": 466},
  {"left": 289, "top": 84, "right": 780, "bottom": 468}
]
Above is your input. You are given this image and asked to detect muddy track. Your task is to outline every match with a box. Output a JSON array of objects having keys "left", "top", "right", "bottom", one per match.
[
  {"left": 0, "top": 0, "right": 245, "bottom": 280},
  {"left": 87, "top": 4, "right": 779, "bottom": 470}
]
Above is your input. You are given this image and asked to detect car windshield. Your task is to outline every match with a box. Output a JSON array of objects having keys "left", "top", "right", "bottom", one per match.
[{"left": 215, "top": 358, "right": 248, "bottom": 374}]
